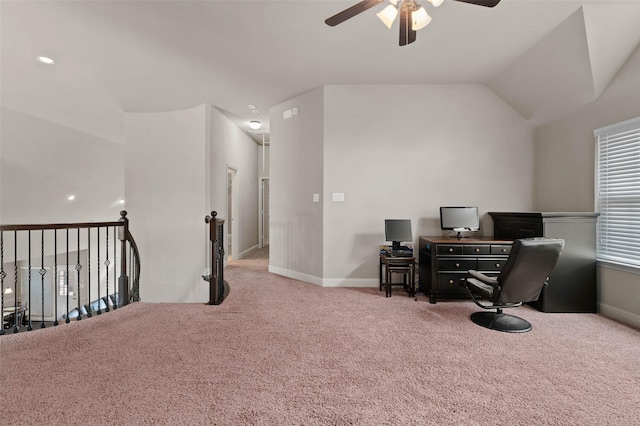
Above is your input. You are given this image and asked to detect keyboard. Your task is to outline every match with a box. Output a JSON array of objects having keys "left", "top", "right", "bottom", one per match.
[{"left": 388, "top": 250, "right": 412, "bottom": 257}]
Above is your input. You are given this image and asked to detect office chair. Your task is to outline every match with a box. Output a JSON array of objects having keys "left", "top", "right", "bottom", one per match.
[{"left": 461, "top": 237, "right": 564, "bottom": 333}]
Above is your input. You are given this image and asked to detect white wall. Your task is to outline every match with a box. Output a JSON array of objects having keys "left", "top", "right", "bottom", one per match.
[
  {"left": 322, "top": 85, "right": 535, "bottom": 285},
  {"left": 269, "top": 87, "right": 325, "bottom": 283},
  {"left": 0, "top": 107, "right": 124, "bottom": 224},
  {"left": 535, "top": 45, "right": 640, "bottom": 327},
  {"left": 124, "top": 105, "right": 210, "bottom": 303},
  {"left": 269, "top": 84, "right": 535, "bottom": 287}
]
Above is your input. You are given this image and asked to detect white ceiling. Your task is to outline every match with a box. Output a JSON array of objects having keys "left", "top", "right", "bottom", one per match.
[{"left": 2, "top": 0, "right": 640, "bottom": 144}]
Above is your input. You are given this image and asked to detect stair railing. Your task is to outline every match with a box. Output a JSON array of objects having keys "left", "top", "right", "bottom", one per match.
[{"left": 0, "top": 211, "right": 140, "bottom": 335}]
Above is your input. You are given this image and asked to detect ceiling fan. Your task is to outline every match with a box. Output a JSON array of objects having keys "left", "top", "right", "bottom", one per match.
[{"left": 325, "top": 0, "right": 501, "bottom": 46}]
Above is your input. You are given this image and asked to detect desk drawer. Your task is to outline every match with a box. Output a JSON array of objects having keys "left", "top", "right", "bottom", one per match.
[
  {"left": 477, "top": 259, "right": 506, "bottom": 272},
  {"left": 491, "top": 244, "right": 512, "bottom": 255},
  {"left": 437, "top": 273, "right": 466, "bottom": 292},
  {"left": 439, "top": 259, "right": 476, "bottom": 271},
  {"left": 437, "top": 245, "right": 463, "bottom": 256},
  {"left": 463, "top": 245, "right": 490, "bottom": 255}
]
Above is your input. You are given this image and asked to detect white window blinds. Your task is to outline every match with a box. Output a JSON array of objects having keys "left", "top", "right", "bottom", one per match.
[{"left": 595, "top": 116, "right": 640, "bottom": 269}]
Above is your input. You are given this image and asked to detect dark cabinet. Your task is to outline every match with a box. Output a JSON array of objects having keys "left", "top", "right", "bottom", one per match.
[
  {"left": 489, "top": 212, "right": 599, "bottom": 313},
  {"left": 419, "top": 237, "right": 513, "bottom": 304}
]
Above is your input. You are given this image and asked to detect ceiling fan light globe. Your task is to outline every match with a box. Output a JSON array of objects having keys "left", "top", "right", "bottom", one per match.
[
  {"left": 429, "top": 0, "right": 444, "bottom": 7},
  {"left": 249, "top": 121, "right": 262, "bottom": 130},
  {"left": 377, "top": 4, "right": 398, "bottom": 29},
  {"left": 411, "top": 6, "right": 431, "bottom": 31}
]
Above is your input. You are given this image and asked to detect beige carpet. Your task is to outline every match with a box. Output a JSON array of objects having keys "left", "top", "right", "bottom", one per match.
[{"left": 1, "top": 248, "right": 639, "bottom": 425}]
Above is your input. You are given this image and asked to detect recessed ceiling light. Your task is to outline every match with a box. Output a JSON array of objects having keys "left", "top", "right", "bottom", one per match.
[
  {"left": 249, "top": 121, "right": 262, "bottom": 130},
  {"left": 36, "top": 56, "right": 56, "bottom": 65},
  {"left": 67, "top": 195, "right": 75, "bottom": 201}
]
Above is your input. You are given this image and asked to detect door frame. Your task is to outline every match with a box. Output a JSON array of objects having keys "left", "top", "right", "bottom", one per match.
[
  {"left": 226, "top": 164, "right": 239, "bottom": 261},
  {"left": 259, "top": 177, "right": 270, "bottom": 249}
]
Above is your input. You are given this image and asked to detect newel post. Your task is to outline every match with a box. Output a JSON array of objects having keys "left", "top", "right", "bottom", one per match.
[
  {"left": 205, "top": 211, "right": 219, "bottom": 305},
  {"left": 118, "top": 210, "right": 130, "bottom": 307}
]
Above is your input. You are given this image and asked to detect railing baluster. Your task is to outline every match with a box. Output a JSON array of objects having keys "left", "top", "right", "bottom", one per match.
[
  {"left": 54, "top": 230, "right": 59, "bottom": 326},
  {"left": 27, "top": 230, "right": 32, "bottom": 331},
  {"left": 39, "top": 229, "right": 46, "bottom": 329},
  {"left": 97, "top": 227, "right": 101, "bottom": 313},
  {"left": 0, "top": 231, "right": 5, "bottom": 336},
  {"left": 14, "top": 230, "right": 19, "bottom": 333},
  {"left": 76, "top": 228, "right": 82, "bottom": 321},
  {"left": 113, "top": 226, "right": 117, "bottom": 307},
  {"left": 87, "top": 228, "right": 92, "bottom": 316},
  {"left": 105, "top": 227, "right": 110, "bottom": 308},
  {"left": 65, "top": 228, "right": 70, "bottom": 324}
]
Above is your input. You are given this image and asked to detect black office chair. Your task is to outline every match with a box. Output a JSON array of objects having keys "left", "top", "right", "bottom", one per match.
[{"left": 461, "top": 237, "right": 564, "bottom": 333}]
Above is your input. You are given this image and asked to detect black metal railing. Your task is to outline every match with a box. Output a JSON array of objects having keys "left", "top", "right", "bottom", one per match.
[
  {"left": 203, "top": 211, "right": 228, "bottom": 305},
  {"left": 0, "top": 211, "right": 140, "bottom": 335}
]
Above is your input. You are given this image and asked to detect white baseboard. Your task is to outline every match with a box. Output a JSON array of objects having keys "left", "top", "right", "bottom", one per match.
[
  {"left": 322, "top": 278, "right": 378, "bottom": 288},
  {"left": 238, "top": 245, "right": 258, "bottom": 259},
  {"left": 599, "top": 302, "right": 640, "bottom": 329},
  {"left": 268, "top": 265, "right": 323, "bottom": 286},
  {"left": 267, "top": 266, "right": 378, "bottom": 288}
]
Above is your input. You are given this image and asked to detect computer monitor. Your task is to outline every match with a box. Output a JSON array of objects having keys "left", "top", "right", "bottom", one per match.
[
  {"left": 385, "top": 219, "right": 412, "bottom": 250},
  {"left": 440, "top": 206, "right": 479, "bottom": 238}
]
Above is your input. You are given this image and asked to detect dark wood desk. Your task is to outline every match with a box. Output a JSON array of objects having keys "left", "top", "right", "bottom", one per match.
[
  {"left": 418, "top": 236, "right": 512, "bottom": 304},
  {"left": 379, "top": 253, "right": 416, "bottom": 298}
]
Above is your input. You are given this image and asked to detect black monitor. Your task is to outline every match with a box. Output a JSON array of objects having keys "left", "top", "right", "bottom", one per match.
[
  {"left": 385, "top": 219, "right": 412, "bottom": 250},
  {"left": 440, "top": 207, "right": 479, "bottom": 238}
]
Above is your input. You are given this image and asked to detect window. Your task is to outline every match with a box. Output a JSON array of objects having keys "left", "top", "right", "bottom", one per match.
[
  {"left": 58, "top": 269, "right": 75, "bottom": 296},
  {"left": 594, "top": 116, "right": 640, "bottom": 271}
]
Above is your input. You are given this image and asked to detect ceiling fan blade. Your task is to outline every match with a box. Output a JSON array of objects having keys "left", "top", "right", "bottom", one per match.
[
  {"left": 325, "top": 0, "right": 384, "bottom": 27},
  {"left": 399, "top": 6, "right": 417, "bottom": 46},
  {"left": 452, "top": 0, "right": 501, "bottom": 7}
]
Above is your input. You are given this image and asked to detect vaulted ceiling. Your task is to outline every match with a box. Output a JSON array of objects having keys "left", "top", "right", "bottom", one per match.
[{"left": 2, "top": 0, "right": 639, "bottom": 144}]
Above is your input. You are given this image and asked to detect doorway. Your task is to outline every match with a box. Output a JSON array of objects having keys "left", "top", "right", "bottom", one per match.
[
  {"left": 226, "top": 165, "right": 238, "bottom": 261},
  {"left": 20, "top": 267, "right": 55, "bottom": 321}
]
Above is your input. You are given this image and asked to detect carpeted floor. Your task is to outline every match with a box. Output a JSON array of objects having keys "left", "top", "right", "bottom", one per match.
[{"left": 1, "top": 248, "right": 639, "bottom": 425}]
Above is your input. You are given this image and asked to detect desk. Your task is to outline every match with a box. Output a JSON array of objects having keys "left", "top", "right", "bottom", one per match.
[
  {"left": 418, "top": 236, "right": 512, "bottom": 304},
  {"left": 379, "top": 253, "right": 416, "bottom": 298}
]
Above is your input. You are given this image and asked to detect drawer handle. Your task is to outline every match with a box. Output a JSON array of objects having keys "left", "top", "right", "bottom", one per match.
[
  {"left": 495, "top": 263, "right": 501, "bottom": 268},
  {"left": 449, "top": 279, "right": 454, "bottom": 284},
  {"left": 502, "top": 248, "right": 507, "bottom": 253},
  {"left": 455, "top": 263, "right": 460, "bottom": 268},
  {"left": 475, "top": 248, "right": 480, "bottom": 252},
  {"left": 448, "top": 248, "right": 454, "bottom": 252}
]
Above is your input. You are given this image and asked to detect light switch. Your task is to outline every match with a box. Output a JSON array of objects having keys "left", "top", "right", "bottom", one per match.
[
  {"left": 332, "top": 192, "right": 345, "bottom": 202},
  {"left": 313, "top": 193, "right": 320, "bottom": 203},
  {"left": 292, "top": 107, "right": 299, "bottom": 115},
  {"left": 283, "top": 109, "right": 292, "bottom": 119}
]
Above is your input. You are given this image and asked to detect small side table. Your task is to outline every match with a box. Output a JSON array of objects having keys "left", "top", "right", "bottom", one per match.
[{"left": 379, "top": 254, "right": 416, "bottom": 298}]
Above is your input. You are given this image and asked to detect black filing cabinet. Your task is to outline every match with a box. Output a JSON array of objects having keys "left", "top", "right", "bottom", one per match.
[{"left": 489, "top": 212, "right": 599, "bottom": 313}]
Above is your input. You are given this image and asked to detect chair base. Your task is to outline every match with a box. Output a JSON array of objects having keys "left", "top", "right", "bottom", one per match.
[{"left": 470, "top": 311, "right": 532, "bottom": 333}]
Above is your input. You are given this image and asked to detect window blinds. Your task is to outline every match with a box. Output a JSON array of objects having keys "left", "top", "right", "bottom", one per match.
[{"left": 595, "top": 117, "right": 640, "bottom": 268}]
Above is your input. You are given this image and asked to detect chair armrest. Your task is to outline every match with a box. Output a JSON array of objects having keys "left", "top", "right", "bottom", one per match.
[{"left": 467, "top": 270, "right": 498, "bottom": 286}]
